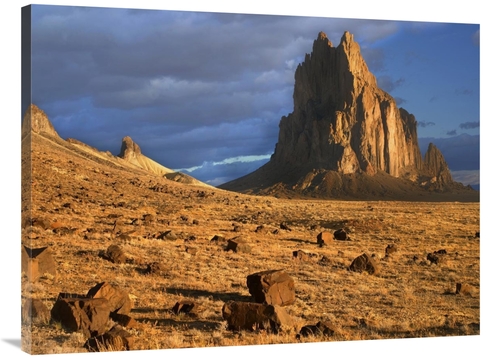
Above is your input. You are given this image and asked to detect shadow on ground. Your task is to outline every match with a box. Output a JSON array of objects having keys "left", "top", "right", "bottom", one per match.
[{"left": 162, "top": 287, "right": 252, "bottom": 302}]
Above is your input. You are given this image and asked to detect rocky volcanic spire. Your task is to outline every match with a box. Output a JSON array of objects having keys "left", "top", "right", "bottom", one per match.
[
  {"left": 272, "top": 31, "right": 421, "bottom": 178},
  {"left": 423, "top": 142, "right": 453, "bottom": 187},
  {"left": 118, "top": 136, "right": 142, "bottom": 162},
  {"left": 219, "top": 31, "right": 475, "bottom": 200},
  {"left": 22, "top": 104, "right": 60, "bottom": 139}
]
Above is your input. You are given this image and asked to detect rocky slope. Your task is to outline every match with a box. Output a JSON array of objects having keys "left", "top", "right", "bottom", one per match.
[
  {"left": 220, "top": 31, "right": 477, "bottom": 201},
  {"left": 21, "top": 104, "right": 211, "bottom": 188}
]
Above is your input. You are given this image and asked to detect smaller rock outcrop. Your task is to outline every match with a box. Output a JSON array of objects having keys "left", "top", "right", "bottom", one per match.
[{"left": 22, "top": 104, "right": 60, "bottom": 139}]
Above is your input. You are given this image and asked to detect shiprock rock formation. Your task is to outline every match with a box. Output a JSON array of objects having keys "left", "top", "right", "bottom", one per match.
[{"left": 220, "top": 31, "right": 477, "bottom": 201}]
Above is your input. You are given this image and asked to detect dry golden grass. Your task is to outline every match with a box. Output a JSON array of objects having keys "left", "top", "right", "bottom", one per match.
[{"left": 21, "top": 133, "right": 480, "bottom": 354}]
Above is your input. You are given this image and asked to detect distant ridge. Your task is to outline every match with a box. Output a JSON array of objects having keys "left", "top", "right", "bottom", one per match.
[
  {"left": 219, "top": 31, "right": 478, "bottom": 201},
  {"left": 22, "top": 104, "right": 212, "bottom": 189}
]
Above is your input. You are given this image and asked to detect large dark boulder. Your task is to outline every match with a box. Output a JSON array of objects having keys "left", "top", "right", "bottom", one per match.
[{"left": 246, "top": 269, "right": 295, "bottom": 306}]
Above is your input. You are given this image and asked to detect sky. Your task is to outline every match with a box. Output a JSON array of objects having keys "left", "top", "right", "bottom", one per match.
[{"left": 25, "top": 4, "right": 480, "bottom": 187}]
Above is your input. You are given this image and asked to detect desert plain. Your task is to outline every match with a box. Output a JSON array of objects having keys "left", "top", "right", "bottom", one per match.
[{"left": 20, "top": 129, "right": 480, "bottom": 355}]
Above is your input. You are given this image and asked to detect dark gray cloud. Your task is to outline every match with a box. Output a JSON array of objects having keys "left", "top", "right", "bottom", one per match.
[
  {"left": 417, "top": 121, "right": 436, "bottom": 128},
  {"left": 446, "top": 130, "right": 457, "bottom": 136},
  {"left": 459, "top": 121, "right": 480, "bottom": 130}
]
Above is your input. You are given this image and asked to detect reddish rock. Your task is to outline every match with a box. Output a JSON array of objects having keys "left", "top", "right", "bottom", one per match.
[
  {"left": 104, "top": 244, "right": 127, "bottom": 264},
  {"left": 172, "top": 300, "right": 198, "bottom": 315},
  {"left": 51, "top": 297, "right": 111, "bottom": 338},
  {"left": 385, "top": 244, "right": 397, "bottom": 256},
  {"left": 145, "top": 262, "right": 168, "bottom": 275},
  {"left": 222, "top": 301, "right": 295, "bottom": 332},
  {"left": 455, "top": 283, "right": 474, "bottom": 295},
  {"left": 87, "top": 282, "right": 132, "bottom": 315},
  {"left": 333, "top": 228, "right": 350, "bottom": 241},
  {"left": 226, "top": 237, "right": 251, "bottom": 253},
  {"left": 298, "top": 321, "right": 335, "bottom": 338},
  {"left": 292, "top": 250, "right": 318, "bottom": 262},
  {"left": 246, "top": 269, "right": 295, "bottom": 306},
  {"left": 349, "top": 253, "right": 379, "bottom": 275},
  {"left": 316, "top": 232, "right": 334, "bottom": 246}
]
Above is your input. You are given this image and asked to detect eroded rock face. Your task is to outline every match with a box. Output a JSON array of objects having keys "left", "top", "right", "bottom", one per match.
[
  {"left": 271, "top": 31, "right": 421, "bottom": 178},
  {"left": 118, "top": 136, "right": 142, "bottom": 162},
  {"left": 421, "top": 143, "right": 454, "bottom": 189},
  {"left": 219, "top": 31, "right": 473, "bottom": 200},
  {"left": 22, "top": 104, "right": 60, "bottom": 139}
]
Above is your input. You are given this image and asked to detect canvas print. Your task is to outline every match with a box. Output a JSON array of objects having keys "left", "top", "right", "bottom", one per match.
[{"left": 21, "top": 4, "right": 480, "bottom": 355}]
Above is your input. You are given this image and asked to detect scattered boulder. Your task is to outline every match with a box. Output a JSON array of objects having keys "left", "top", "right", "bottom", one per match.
[
  {"left": 255, "top": 225, "right": 265, "bottom": 233},
  {"left": 280, "top": 222, "right": 292, "bottom": 231},
  {"left": 172, "top": 300, "right": 198, "bottom": 315},
  {"left": 51, "top": 296, "right": 111, "bottom": 338},
  {"left": 349, "top": 253, "right": 379, "bottom": 275},
  {"left": 318, "top": 255, "right": 332, "bottom": 266},
  {"left": 21, "top": 245, "right": 57, "bottom": 282},
  {"left": 222, "top": 301, "right": 295, "bottom": 333},
  {"left": 427, "top": 250, "right": 447, "bottom": 265},
  {"left": 185, "top": 246, "right": 198, "bottom": 255},
  {"left": 333, "top": 228, "right": 350, "bottom": 241},
  {"left": 144, "top": 262, "right": 168, "bottom": 275},
  {"left": 103, "top": 244, "right": 127, "bottom": 264},
  {"left": 22, "top": 298, "right": 50, "bottom": 325},
  {"left": 316, "top": 232, "right": 334, "bottom": 246},
  {"left": 84, "top": 325, "right": 135, "bottom": 352},
  {"left": 455, "top": 283, "right": 474, "bottom": 295},
  {"left": 226, "top": 237, "right": 252, "bottom": 253},
  {"left": 142, "top": 213, "right": 155, "bottom": 224},
  {"left": 292, "top": 250, "right": 319, "bottom": 262},
  {"left": 246, "top": 269, "right": 295, "bottom": 306},
  {"left": 297, "top": 321, "right": 335, "bottom": 339},
  {"left": 385, "top": 244, "right": 397, "bottom": 256},
  {"left": 157, "top": 230, "right": 177, "bottom": 240},
  {"left": 210, "top": 235, "right": 226, "bottom": 244},
  {"left": 87, "top": 282, "right": 132, "bottom": 315}
]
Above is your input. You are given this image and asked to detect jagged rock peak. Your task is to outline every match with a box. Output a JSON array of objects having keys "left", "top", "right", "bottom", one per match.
[
  {"left": 423, "top": 142, "right": 453, "bottom": 185},
  {"left": 274, "top": 30, "right": 419, "bottom": 177},
  {"left": 316, "top": 31, "right": 333, "bottom": 47},
  {"left": 22, "top": 104, "right": 60, "bottom": 139},
  {"left": 118, "top": 136, "right": 142, "bottom": 160}
]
